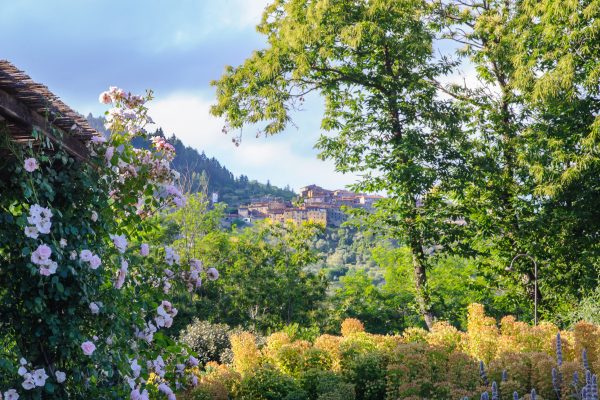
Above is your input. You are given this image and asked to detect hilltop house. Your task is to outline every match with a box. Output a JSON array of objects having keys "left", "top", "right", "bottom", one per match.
[{"left": 237, "top": 184, "right": 383, "bottom": 227}]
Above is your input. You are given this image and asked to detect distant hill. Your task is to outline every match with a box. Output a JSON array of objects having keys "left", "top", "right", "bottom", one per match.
[{"left": 87, "top": 114, "right": 295, "bottom": 210}]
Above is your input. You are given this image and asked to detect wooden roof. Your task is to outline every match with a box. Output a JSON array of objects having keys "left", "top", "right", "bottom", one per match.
[{"left": 0, "top": 60, "right": 100, "bottom": 160}]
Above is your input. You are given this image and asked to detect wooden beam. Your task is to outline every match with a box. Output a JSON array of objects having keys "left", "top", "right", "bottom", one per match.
[{"left": 0, "top": 88, "right": 89, "bottom": 161}]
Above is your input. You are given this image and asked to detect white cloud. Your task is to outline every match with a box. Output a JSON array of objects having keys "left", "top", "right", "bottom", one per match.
[
  {"left": 226, "top": 0, "right": 271, "bottom": 29},
  {"left": 149, "top": 92, "right": 224, "bottom": 149},
  {"left": 148, "top": 91, "right": 358, "bottom": 191}
]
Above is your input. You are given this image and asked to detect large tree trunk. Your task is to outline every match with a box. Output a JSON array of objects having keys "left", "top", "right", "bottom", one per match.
[{"left": 408, "top": 228, "right": 434, "bottom": 329}]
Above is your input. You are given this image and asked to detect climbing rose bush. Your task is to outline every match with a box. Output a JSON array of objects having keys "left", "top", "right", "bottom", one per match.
[{"left": 0, "top": 87, "right": 217, "bottom": 399}]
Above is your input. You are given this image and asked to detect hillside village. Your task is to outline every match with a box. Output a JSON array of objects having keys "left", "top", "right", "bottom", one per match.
[{"left": 233, "top": 184, "right": 383, "bottom": 227}]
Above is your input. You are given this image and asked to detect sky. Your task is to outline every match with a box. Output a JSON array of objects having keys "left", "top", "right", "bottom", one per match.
[{"left": 0, "top": 0, "right": 360, "bottom": 192}]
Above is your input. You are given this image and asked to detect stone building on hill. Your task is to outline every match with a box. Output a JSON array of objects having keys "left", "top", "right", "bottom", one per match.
[{"left": 237, "top": 184, "right": 383, "bottom": 227}]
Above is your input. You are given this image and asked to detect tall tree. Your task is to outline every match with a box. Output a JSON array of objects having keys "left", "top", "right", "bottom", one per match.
[
  {"left": 211, "top": 0, "right": 470, "bottom": 328},
  {"left": 436, "top": 0, "right": 600, "bottom": 316}
]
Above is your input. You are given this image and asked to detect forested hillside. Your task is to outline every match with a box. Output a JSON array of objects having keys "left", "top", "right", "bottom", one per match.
[{"left": 87, "top": 114, "right": 295, "bottom": 209}]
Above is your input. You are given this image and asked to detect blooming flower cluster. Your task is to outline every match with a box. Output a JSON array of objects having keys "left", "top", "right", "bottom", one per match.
[
  {"left": 151, "top": 136, "right": 175, "bottom": 156},
  {"left": 135, "top": 321, "right": 158, "bottom": 344},
  {"left": 24, "top": 204, "right": 52, "bottom": 239},
  {"left": 89, "top": 302, "right": 100, "bottom": 314},
  {"left": 157, "top": 383, "right": 176, "bottom": 400},
  {"left": 206, "top": 267, "right": 219, "bottom": 281},
  {"left": 163, "top": 184, "right": 186, "bottom": 208},
  {"left": 3, "top": 87, "right": 220, "bottom": 399},
  {"left": 80, "top": 249, "right": 102, "bottom": 270},
  {"left": 110, "top": 234, "right": 128, "bottom": 254},
  {"left": 164, "top": 246, "right": 180, "bottom": 266},
  {"left": 155, "top": 300, "right": 178, "bottom": 329},
  {"left": 129, "top": 387, "right": 149, "bottom": 400},
  {"left": 31, "top": 244, "right": 57, "bottom": 276},
  {"left": 17, "top": 359, "right": 54, "bottom": 391},
  {"left": 115, "top": 258, "right": 129, "bottom": 289},
  {"left": 186, "top": 259, "right": 204, "bottom": 292},
  {"left": 99, "top": 87, "right": 151, "bottom": 135},
  {"left": 140, "top": 243, "right": 149, "bottom": 257}
]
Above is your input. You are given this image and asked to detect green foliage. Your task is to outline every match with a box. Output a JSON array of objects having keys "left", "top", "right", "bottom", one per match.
[
  {"left": 161, "top": 208, "right": 329, "bottom": 332},
  {"left": 211, "top": 0, "right": 600, "bottom": 326},
  {"left": 564, "top": 287, "right": 600, "bottom": 326},
  {"left": 0, "top": 92, "right": 195, "bottom": 398},
  {"left": 236, "top": 366, "right": 306, "bottom": 400},
  {"left": 179, "top": 319, "right": 233, "bottom": 365},
  {"left": 340, "top": 350, "right": 387, "bottom": 400},
  {"left": 299, "top": 369, "right": 355, "bottom": 400}
]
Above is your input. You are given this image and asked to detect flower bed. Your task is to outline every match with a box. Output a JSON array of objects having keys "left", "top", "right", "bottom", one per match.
[{"left": 185, "top": 304, "right": 600, "bottom": 400}]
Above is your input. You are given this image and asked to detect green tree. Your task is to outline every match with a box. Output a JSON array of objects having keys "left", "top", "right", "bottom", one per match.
[
  {"left": 184, "top": 221, "right": 329, "bottom": 332},
  {"left": 435, "top": 0, "right": 600, "bottom": 318},
  {"left": 211, "top": 0, "right": 469, "bottom": 328}
]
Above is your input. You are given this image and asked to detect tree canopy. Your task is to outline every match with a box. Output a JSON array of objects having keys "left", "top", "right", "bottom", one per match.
[{"left": 211, "top": 0, "right": 600, "bottom": 326}]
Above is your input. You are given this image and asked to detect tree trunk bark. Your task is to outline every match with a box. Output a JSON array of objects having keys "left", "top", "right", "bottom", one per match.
[{"left": 408, "top": 227, "right": 434, "bottom": 329}]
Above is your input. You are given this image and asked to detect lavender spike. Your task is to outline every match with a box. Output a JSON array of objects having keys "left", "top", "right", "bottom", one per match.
[
  {"left": 583, "top": 385, "right": 589, "bottom": 400},
  {"left": 583, "top": 349, "right": 589, "bottom": 370},
  {"left": 531, "top": 388, "right": 537, "bottom": 400},
  {"left": 492, "top": 382, "right": 499, "bottom": 400},
  {"left": 556, "top": 332, "right": 563, "bottom": 367},
  {"left": 513, "top": 392, "right": 519, "bottom": 400},
  {"left": 481, "top": 392, "right": 489, "bottom": 400},
  {"left": 502, "top": 370, "right": 508, "bottom": 382},
  {"left": 553, "top": 367, "right": 562, "bottom": 399},
  {"left": 480, "top": 360, "right": 489, "bottom": 386}
]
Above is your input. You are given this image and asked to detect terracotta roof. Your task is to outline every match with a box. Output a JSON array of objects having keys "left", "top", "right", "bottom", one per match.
[{"left": 0, "top": 60, "right": 100, "bottom": 160}]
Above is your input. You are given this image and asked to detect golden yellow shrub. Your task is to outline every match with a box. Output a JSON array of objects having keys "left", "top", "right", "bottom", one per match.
[
  {"left": 262, "top": 331, "right": 292, "bottom": 363},
  {"left": 341, "top": 318, "right": 365, "bottom": 336},
  {"left": 230, "top": 331, "right": 260, "bottom": 375},
  {"left": 427, "top": 321, "right": 465, "bottom": 352},
  {"left": 498, "top": 316, "right": 559, "bottom": 356},
  {"left": 401, "top": 327, "right": 429, "bottom": 343},
  {"left": 314, "top": 334, "right": 343, "bottom": 371},
  {"left": 572, "top": 321, "right": 600, "bottom": 370},
  {"left": 559, "top": 361, "right": 586, "bottom": 394},
  {"left": 203, "top": 363, "right": 241, "bottom": 400},
  {"left": 488, "top": 352, "right": 531, "bottom": 392},
  {"left": 466, "top": 303, "right": 499, "bottom": 364},
  {"left": 372, "top": 333, "right": 403, "bottom": 353},
  {"left": 557, "top": 329, "right": 576, "bottom": 362}
]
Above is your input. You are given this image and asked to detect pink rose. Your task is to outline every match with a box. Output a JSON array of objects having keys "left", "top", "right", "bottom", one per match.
[
  {"left": 89, "top": 255, "right": 101, "bottom": 270},
  {"left": 36, "top": 244, "right": 52, "bottom": 260},
  {"left": 24, "top": 158, "right": 39, "bottom": 172},
  {"left": 99, "top": 91, "right": 112, "bottom": 104},
  {"left": 81, "top": 341, "right": 96, "bottom": 356}
]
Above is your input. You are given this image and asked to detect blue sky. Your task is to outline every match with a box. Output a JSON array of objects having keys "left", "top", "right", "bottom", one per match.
[{"left": 1, "top": 0, "right": 360, "bottom": 191}]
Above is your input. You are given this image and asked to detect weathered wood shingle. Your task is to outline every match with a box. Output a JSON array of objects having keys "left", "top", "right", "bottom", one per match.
[{"left": 0, "top": 60, "right": 100, "bottom": 160}]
